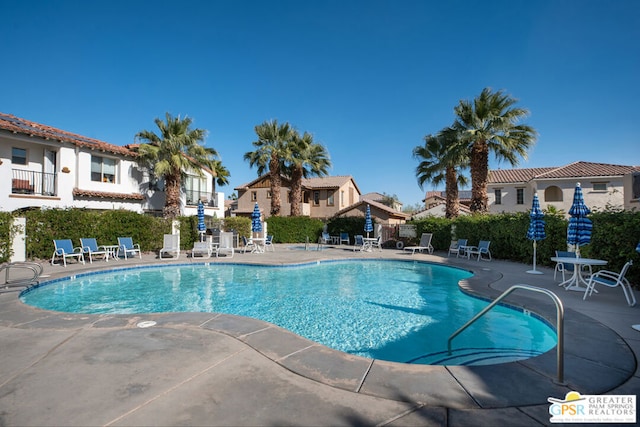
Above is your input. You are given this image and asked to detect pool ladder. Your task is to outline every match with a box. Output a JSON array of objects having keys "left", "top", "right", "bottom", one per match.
[{"left": 447, "top": 284, "right": 565, "bottom": 385}]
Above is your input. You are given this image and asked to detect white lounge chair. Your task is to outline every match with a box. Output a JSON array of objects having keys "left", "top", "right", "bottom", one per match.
[
  {"left": 584, "top": 260, "right": 636, "bottom": 306},
  {"left": 242, "top": 236, "right": 256, "bottom": 254},
  {"left": 466, "top": 240, "right": 492, "bottom": 261},
  {"left": 80, "top": 238, "right": 109, "bottom": 263},
  {"left": 370, "top": 235, "right": 383, "bottom": 252},
  {"left": 217, "top": 232, "right": 234, "bottom": 258},
  {"left": 191, "top": 241, "right": 212, "bottom": 258},
  {"left": 159, "top": 234, "right": 180, "bottom": 259},
  {"left": 51, "top": 239, "right": 85, "bottom": 267},
  {"left": 117, "top": 237, "right": 141, "bottom": 260},
  {"left": 404, "top": 233, "right": 433, "bottom": 255}
]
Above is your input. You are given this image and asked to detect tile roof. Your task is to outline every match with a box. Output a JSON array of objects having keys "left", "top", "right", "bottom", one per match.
[
  {"left": 488, "top": 161, "right": 640, "bottom": 184},
  {"left": 333, "top": 199, "right": 410, "bottom": 219},
  {"left": 72, "top": 188, "right": 145, "bottom": 201},
  {"left": 302, "top": 175, "right": 358, "bottom": 190},
  {"left": 0, "top": 112, "right": 136, "bottom": 157}
]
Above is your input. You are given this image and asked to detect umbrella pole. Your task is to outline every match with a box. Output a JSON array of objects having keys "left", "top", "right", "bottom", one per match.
[{"left": 527, "top": 241, "right": 544, "bottom": 274}]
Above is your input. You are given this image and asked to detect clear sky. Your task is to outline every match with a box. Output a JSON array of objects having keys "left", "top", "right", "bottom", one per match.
[{"left": 2, "top": 0, "right": 638, "bottom": 208}]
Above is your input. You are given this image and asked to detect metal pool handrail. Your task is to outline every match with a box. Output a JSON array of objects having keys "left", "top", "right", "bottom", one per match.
[{"left": 447, "top": 284, "right": 565, "bottom": 385}]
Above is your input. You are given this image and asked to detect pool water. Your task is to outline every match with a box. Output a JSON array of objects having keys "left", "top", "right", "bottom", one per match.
[{"left": 21, "top": 260, "right": 557, "bottom": 365}]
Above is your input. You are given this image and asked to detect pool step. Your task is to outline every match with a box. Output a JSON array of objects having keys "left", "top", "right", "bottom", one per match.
[{"left": 406, "top": 347, "right": 544, "bottom": 366}]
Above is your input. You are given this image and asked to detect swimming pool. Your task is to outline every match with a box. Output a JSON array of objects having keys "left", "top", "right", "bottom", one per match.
[{"left": 21, "top": 260, "right": 557, "bottom": 365}]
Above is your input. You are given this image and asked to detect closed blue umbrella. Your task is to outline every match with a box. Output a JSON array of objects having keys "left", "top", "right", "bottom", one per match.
[
  {"left": 197, "top": 200, "right": 206, "bottom": 241},
  {"left": 567, "top": 183, "right": 592, "bottom": 256},
  {"left": 526, "top": 193, "right": 546, "bottom": 274},
  {"left": 364, "top": 204, "right": 373, "bottom": 238},
  {"left": 251, "top": 203, "right": 262, "bottom": 234}
]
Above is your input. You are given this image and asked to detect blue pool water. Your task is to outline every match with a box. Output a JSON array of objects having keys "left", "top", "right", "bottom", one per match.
[{"left": 21, "top": 260, "right": 557, "bottom": 365}]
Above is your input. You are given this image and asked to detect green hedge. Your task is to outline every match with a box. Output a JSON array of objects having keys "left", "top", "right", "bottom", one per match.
[{"left": 2, "top": 208, "right": 639, "bottom": 285}]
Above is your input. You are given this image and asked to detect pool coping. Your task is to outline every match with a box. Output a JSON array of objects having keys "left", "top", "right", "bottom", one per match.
[{"left": 1, "top": 251, "right": 637, "bottom": 411}]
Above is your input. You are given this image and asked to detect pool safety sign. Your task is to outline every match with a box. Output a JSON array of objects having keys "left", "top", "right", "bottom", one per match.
[{"left": 548, "top": 391, "right": 636, "bottom": 423}]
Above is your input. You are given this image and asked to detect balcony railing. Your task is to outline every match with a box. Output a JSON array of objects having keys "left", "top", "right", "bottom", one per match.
[
  {"left": 186, "top": 190, "right": 219, "bottom": 207},
  {"left": 12, "top": 169, "right": 57, "bottom": 196}
]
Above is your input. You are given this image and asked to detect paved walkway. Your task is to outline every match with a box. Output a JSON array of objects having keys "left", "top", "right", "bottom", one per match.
[{"left": 1, "top": 245, "right": 638, "bottom": 426}]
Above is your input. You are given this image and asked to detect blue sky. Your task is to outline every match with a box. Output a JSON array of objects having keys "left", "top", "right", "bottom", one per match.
[{"left": 2, "top": 0, "right": 639, "bottom": 207}]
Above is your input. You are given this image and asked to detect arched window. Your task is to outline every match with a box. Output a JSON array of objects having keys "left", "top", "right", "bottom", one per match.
[{"left": 544, "top": 186, "right": 563, "bottom": 202}]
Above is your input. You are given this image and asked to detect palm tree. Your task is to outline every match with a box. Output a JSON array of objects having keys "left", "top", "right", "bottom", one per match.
[
  {"left": 135, "top": 113, "right": 221, "bottom": 219},
  {"left": 453, "top": 87, "right": 537, "bottom": 213},
  {"left": 288, "top": 131, "right": 331, "bottom": 216},
  {"left": 244, "top": 120, "right": 295, "bottom": 216},
  {"left": 413, "top": 128, "right": 469, "bottom": 218}
]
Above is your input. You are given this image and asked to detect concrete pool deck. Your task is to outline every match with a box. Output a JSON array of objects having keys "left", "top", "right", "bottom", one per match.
[{"left": 0, "top": 245, "right": 638, "bottom": 426}]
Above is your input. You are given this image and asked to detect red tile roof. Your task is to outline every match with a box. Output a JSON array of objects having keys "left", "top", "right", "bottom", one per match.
[
  {"left": 0, "top": 112, "right": 136, "bottom": 157},
  {"left": 488, "top": 161, "right": 639, "bottom": 184}
]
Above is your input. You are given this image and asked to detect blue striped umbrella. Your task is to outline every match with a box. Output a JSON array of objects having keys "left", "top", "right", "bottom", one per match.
[
  {"left": 567, "top": 183, "right": 592, "bottom": 256},
  {"left": 197, "top": 200, "right": 206, "bottom": 241},
  {"left": 636, "top": 241, "right": 640, "bottom": 254},
  {"left": 364, "top": 204, "right": 373, "bottom": 238},
  {"left": 251, "top": 203, "right": 262, "bottom": 234},
  {"left": 526, "top": 193, "right": 546, "bottom": 274}
]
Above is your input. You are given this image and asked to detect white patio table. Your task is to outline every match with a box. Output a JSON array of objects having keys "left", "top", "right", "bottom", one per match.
[{"left": 550, "top": 256, "right": 607, "bottom": 292}]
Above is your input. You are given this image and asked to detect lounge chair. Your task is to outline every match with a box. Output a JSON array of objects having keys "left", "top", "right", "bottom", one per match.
[
  {"left": 339, "top": 232, "right": 350, "bottom": 245},
  {"left": 553, "top": 250, "right": 592, "bottom": 282},
  {"left": 264, "top": 235, "right": 275, "bottom": 252},
  {"left": 1, "top": 262, "right": 43, "bottom": 291},
  {"left": 353, "top": 235, "right": 365, "bottom": 252},
  {"left": 217, "top": 232, "right": 234, "bottom": 258},
  {"left": 191, "top": 241, "right": 212, "bottom": 258},
  {"left": 317, "top": 232, "right": 331, "bottom": 249},
  {"left": 370, "top": 235, "right": 383, "bottom": 252},
  {"left": 117, "top": 237, "right": 141, "bottom": 260},
  {"left": 404, "top": 233, "right": 433, "bottom": 255},
  {"left": 242, "top": 236, "right": 256, "bottom": 254},
  {"left": 448, "top": 239, "right": 468, "bottom": 258},
  {"left": 466, "top": 240, "right": 491, "bottom": 261},
  {"left": 51, "top": 239, "right": 85, "bottom": 267},
  {"left": 159, "top": 234, "right": 180, "bottom": 259},
  {"left": 584, "top": 260, "right": 636, "bottom": 306},
  {"left": 80, "top": 238, "right": 109, "bottom": 263}
]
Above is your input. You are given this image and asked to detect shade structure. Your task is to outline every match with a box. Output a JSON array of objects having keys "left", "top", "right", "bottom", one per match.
[
  {"left": 197, "top": 200, "right": 206, "bottom": 241},
  {"left": 364, "top": 204, "right": 373, "bottom": 238},
  {"left": 526, "top": 193, "right": 546, "bottom": 274},
  {"left": 567, "top": 183, "right": 592, "bottom": 256},
  {"left": 251, "top": 203, "right": 262, "bottom": 234}
]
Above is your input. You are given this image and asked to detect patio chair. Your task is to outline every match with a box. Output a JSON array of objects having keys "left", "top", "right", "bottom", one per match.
[
  {"left": 317, "top": 232, "right": 331, "bottom": 249},
  {"left": 1, "top": 262, "right": 43, "bottom": 291},
  {"left": 80, "top": 238, "right": 109, "bottom": 263},
  {"left": 466, "top": 240, "right": 492, "bottom": 261},
  {"left": 117, "top": 237, "right": 141, "bottom": 260},
  {"left": 448, "top": 239, "right": 468, "bottom": 258},
  {"left": 339, "top": 232, "right": 350, "bottom": 245},
  {"left": 217, "top": 232, "right": 234, "bottom": 258},
  {"left": 353, "top": 235, "right": 365, "bottom": 252},
  {"left": 51, "top": 239, "right": 85, "bottom": 267},
  {"left": 264, "top": 235, "right": 275, "bottom": 252},
  {"left": 191, "top": 241, "right": 212, "bottom": 258},
  {"left": 554, "top": 250, "right": 592, "bottom": 282},
  {"left": 404, "top": 233, "right": 433, "bottom": 255},
  {"left": 584, "top": 260, "right": 636, "bottom": 306},
  {"left": 370, "top": 235, "right": 383, "bottom": 252},
  {"left": 159, "top": 234, "right": 180, "bottom": 259},
  {"left": 242, "top": 236, "right": 256, "bottom": 254}
]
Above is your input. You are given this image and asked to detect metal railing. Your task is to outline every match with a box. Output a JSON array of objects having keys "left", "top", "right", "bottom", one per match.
[
  {"left": 186, "top": 190, "right": 219, "bottom": 207},
  {"left": 447, "top": 284, "right": 565, "bottom": 384},
  {"left": 11, "top": 169, "right": 57, "bottom": 196}
]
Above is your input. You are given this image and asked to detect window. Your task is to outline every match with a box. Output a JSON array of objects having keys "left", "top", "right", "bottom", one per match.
[
  {"left": 327, "top": 190, "right": 335, "bottom": 206},
  {"left": 185, "top": 174, "right": 206, "bottom": 205},
  {"left": 12, "top": 147, "right": 27, "bottom": 165},
  {"left": 494, "top": 189, "right": 502, "bottom": 205},
  {"left": 592, "top": 182, "right": 607, "bottom": 191},
  {"left": 266, "top": 190, "right": 272, "bottom": 199},
  {"left": 341, "top": 191, "right": 345, "bottom": 207},
  {"left": 91, "top": 155, "right": 116, "bottom": 183},
  {"left": 313, "top": 191, "right": 320, "bottom": 205},
  {"left": 251, "top": 191, "right": 257, "bottom": 202},
  {"left": 516, "top": 188, "right": 524, "bottom": 205}
]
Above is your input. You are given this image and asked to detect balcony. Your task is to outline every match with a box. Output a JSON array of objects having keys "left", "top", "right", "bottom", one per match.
[
  {"left": 12, "top": 169, "right": 57, "bottom": 196},
  {"left": 186, "top": 190, "right": 219, "bottom": 207}
]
